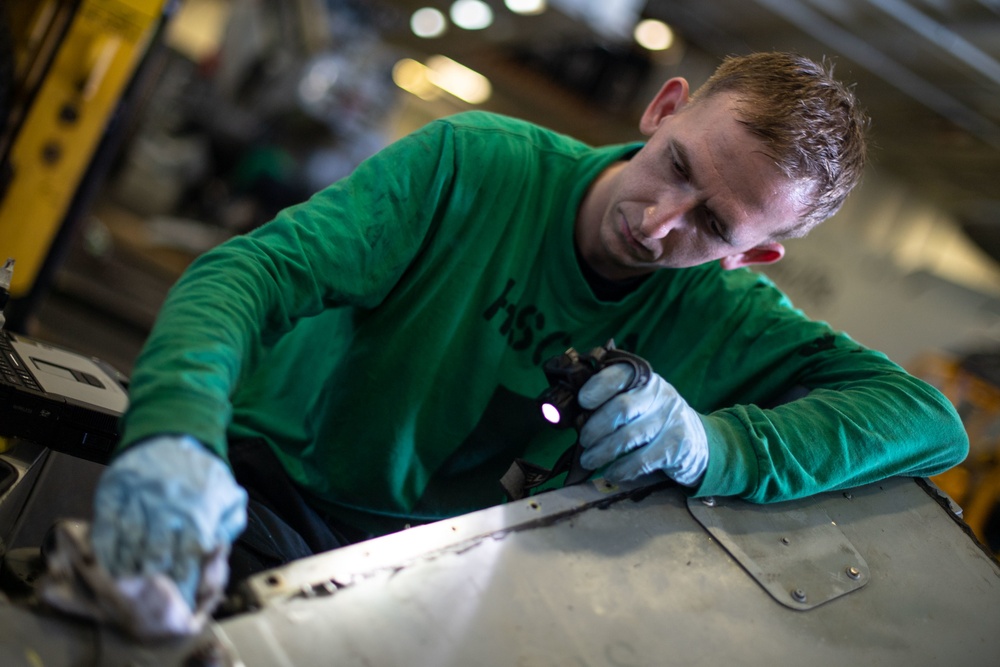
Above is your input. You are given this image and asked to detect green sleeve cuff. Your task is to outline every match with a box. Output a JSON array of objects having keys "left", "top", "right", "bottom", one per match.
[
  {"left": 691, "top": 412, "right": 759, "bottom": 499},
  {"left": 118, "top": 390, "right": 231, "bottom": 460}
]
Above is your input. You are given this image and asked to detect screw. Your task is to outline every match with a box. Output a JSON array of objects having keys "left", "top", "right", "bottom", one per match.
[
  {"left": 843, "top": 492, "right": 853, "bottom": 500},
  {"left": 791, "top": 589, "right": 807, "bottom": 603},
  {"left": 59, "top": 102, "right": 80, "bottom": 124},
  {"left": 41, "top": 141, "right": 62, "bottom": 164},
  {"left": 846, "top": 566, "right": 862, "bottom": 580},
  {"left": 701, "top": 496, "right": 717, "bottom": 507},
  {"left": 780, "top": 537, "right": 790, "bottom": 545}
]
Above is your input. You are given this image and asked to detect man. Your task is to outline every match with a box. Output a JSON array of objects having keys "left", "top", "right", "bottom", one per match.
[{"left": 89, "top": 52, "right": 968, "bottom": 613}]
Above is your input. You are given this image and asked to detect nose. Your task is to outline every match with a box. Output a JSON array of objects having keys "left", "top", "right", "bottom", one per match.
[{"left": 639, "top": 193, "right": 698, "bottom": 239}]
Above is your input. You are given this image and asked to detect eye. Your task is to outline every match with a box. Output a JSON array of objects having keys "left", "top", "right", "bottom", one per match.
[
  {"left": 705, "top": 211, "right": 728, "bottom": 242},
  {"left": 671, "top": 156, "right": 689, "bottom": 181},
  {"left": 667, "top": 144, "right": 690, "bottom": 182}
]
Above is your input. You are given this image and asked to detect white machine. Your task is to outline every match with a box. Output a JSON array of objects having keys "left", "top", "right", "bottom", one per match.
[{"left": 1, "top": 330, "right": 128, "bottom": 463}]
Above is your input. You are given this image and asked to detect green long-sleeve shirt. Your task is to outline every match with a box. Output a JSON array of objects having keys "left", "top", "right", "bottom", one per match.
[{"left": 120, "top": 111, "right": 968, "bottom": 534}]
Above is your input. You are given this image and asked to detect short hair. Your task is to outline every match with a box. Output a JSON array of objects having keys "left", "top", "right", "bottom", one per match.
[{"left": 691, "top": 52, "right": 870, "bottom": 238}]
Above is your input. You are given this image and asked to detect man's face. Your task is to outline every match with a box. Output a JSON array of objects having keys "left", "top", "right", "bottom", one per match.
[{"left": 578, "top": 80, "right": 813, "bottom": 281}]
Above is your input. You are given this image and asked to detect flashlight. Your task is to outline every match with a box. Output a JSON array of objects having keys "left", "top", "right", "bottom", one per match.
[
  {"left": 537, "top": 340, "right": 652, "bottom": 431},
  {"left": 537, "top": 348, "right": 595, "bottom": 429},
  {"left": 502, "top": 340, "right": 653, "bottom": 500}
]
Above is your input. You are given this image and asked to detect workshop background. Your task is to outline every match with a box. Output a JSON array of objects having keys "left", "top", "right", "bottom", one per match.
[{"left": 1, "top": 0, "right": 999, "bottom": 549}]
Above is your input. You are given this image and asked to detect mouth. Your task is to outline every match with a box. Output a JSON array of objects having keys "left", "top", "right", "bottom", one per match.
[{"left": 619, "top": 215, "right": 651, "bottom": 257}]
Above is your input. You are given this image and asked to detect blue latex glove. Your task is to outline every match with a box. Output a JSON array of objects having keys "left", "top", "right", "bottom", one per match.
[
  {"left": 577, "top": 363, "right": 709, "bottom": 486},
  {"left": 91, "top": 435, "right": 248, "bottom": 610}
]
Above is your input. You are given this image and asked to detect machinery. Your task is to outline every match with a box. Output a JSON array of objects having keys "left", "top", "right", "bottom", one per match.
[{"left": 0, "top": 0, "right": 170, "bottom": 328}]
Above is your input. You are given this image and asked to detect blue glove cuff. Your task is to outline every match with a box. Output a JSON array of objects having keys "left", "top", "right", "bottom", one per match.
[
  {"left": 578, "top": 364, "right": 709, "bottom": 486},
  {"left": 91, "top": 435, "right": 248, "bottom": 608}
]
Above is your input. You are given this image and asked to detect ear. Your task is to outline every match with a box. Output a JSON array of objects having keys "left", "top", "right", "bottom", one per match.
[
  {"left": 639, "top": 78, "right": 691, "bottom": 136},
  {"left": 719, "top": 242, "right": 785, "bottom": 270}
]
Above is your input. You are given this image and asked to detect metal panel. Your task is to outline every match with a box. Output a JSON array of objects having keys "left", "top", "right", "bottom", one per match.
[
  {"left": 218, "top": 477, "right": 1000, "bottom": 667},
  {"left": 687, "top": 494, "right": 869, "bottom": 609},
  {"left": 0, "top": 439, "right": 49, "bottom": 547},
  {"left": 1, "top": 476, "right": 998, "bottom": 666}
]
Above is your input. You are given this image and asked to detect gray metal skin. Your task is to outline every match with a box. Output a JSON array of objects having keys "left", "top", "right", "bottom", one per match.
[
  {"left": 2, "top": 476, "right": 999, "bottom": 666},
  {"left": 0, "top": 440, "right": 49, "bottom": 549}
]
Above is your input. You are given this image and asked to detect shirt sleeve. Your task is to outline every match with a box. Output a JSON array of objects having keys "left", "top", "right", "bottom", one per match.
[
  {"left": 688, "top": 270, "right": 969, "bottom": 503},
  {"left": 118, "top": 119, "right": 461, "bottom": 458}
]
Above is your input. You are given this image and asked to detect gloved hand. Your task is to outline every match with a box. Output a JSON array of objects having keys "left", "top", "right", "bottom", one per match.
[
  {"left": 90, "top": 435, "right": 248, "bottom": 610},
  {"left": 577, "top": 363, "right": 709, "bottom": 486}
]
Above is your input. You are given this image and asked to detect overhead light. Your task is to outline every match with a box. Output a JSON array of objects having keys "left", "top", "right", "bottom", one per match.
[
  {"left": 393, "top": 59, "right": 440, "bottom": 101},
  {"left": 392, "top": 56, "right": 492, "bottom": 105},
  {"left": 634, "top": 18, "right": 674, "bottom": 51},
  {"left": 505, "top": 0, "right": 547, "bottom": 15},
  {"left": 411, "top": 7, "right": 448, "bottom": 39},
  {"left": 426, "top": 54, "right": 492, "bottom": 104},
  {"left": 450, "top": 0, "right": 494, "bottom": 30}
]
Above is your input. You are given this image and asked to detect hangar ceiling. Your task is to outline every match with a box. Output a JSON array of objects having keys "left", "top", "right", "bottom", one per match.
[{"left": 377, "top": 0, "right": 1000, "bottom": 256}]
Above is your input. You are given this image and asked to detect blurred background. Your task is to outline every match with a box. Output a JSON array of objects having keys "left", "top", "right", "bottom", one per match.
[{"left": 1, "top": 0, "right": 998, "bottom": 547}]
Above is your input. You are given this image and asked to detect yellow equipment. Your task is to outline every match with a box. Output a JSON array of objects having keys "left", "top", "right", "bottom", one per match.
[{"left": 0, "top": 0, "right": 169, "bottom": 319}]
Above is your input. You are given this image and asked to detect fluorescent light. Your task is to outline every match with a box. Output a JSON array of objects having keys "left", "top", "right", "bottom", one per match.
[
  {"left": 393, "top": 56, "right": 492, "bottom": 105},
  {"left": 411, "top": 7, "right": 448, "bottom": 39},
  {"left": 392, "top": 59, "right": 440, "bottom": 101},
  {"left": 450, "top": 0, "right": 494, "bottom": 30},
  {"left": 634, "top": 19, "right": 674, "bottom": 51},
  {"left": 505, "top": 0, "right": 547, "bottom": 15},
  {"left": 426, "top": 55, "right": 492, "bottom": 104}
]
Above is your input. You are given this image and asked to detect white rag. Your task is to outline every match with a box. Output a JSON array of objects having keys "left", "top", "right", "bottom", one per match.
[{"left": 36, "top": 520, "right": 228, "bottom": 641}]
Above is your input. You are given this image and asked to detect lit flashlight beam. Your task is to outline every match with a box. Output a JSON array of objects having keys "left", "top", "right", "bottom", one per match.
[{"left": 541, "top": 402, "right": 562, "bottom": 424}]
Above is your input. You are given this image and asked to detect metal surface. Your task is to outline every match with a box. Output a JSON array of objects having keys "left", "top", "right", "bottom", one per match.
[
  {"left": 219, "top": 477, "right": 1000, "bottom": 667},
  {"left": 6, "top": 448, "right": 103, "bottom": 550},
  {"left": 687, "top": 494, "right": 869, "bottom": 610},
  {"left": 0, "top": 439, "right": 49, "bottom": 547},
  {"left": 1, "top": 476, "right": 998, "bottom": 666},
  {"left": 241, "top": 476, "right": 632, "bottom": 608}
]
